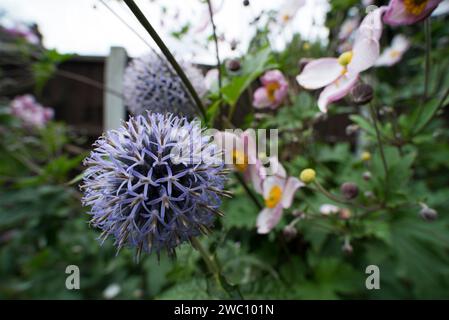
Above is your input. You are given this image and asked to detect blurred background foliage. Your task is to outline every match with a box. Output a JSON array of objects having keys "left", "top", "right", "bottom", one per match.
[{"left": 1, "top": 0, "right": 449, "bottom": 299}]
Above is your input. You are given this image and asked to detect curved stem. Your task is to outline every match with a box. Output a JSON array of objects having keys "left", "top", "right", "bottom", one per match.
[
  {"left": 313, "top": 180, "right": 381, "bottom": 212},
  {"left": 55, "top": 69, "right": 123, "bottom": 99},
  {"left": 423, "top": 18, "right": 431, "bottom": 102},
  {"left": 191, "top": 236, "right": 243, "bottom": 299},
  {"left": 191, "top": 236, "right": 220, "bottom": 276},
  {"left": 123, "top": 0, "right": 207, "bottom": 120},
  {"left": 234, "top": 172, "right": 263, "bottom": 210},
  {"left": 369, "top": 102, "right": 388, "bottom": 179}
]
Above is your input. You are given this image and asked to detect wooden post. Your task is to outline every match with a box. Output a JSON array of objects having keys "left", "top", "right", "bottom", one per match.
[{"left": 103, "top": 46, "right": 127, "bottom": 131}]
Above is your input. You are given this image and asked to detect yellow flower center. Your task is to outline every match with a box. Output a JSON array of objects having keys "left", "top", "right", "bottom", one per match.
[
  {"left": 265, "top": 185, "right": 283, "bottom": 208},
  {"left": 404, "top": 0, "right": 429, "bottom": 16},
  {"left": 389, "top": 50, "right": 401, "bottom": 59},
  {"left": 232, "top": 149, "right": 248, "bottom": 172},
  {"left": 266, "top": 82, "right": 280, "bottom": 102},
  {"left": 338, "top": 51, "right": 353, "bottom": 67},
  {"left": 282, "top": 14, "right": 291, "bottom": 22}
]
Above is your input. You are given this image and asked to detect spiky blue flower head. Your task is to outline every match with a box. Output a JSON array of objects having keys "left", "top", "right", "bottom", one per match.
[
  {"left": 81, "top": 112, "right": 229, "bottom": 257},
  {"left": 123, "top": 52, "right": 207, "bottom": 118}
]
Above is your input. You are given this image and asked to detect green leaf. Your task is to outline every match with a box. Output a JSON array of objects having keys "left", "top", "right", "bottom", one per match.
[
  {"left": 349, "top": 114, "right": 376, "bottom": 137},
  {"left": 221, "top": 196, "right": 258, "bottom": 230},
  {"left": 410, "top": 98, "right": 441, "bottom": 135},
  {"left": 158, "top": 278, "right": 209, "bottom": 299},
  {"left": 221, "top": 46, "right": 277, "bottom": 107}
]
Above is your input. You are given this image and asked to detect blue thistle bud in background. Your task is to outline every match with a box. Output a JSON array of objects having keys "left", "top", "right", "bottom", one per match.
[
  {"left": 81, "top": 112, "right": 229, "bottom": 258},
  {"left": 123, "top": 52, "right": 207, "bottom": 118}
]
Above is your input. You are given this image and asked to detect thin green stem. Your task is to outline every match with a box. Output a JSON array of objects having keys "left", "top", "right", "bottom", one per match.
[
  {"left": 206, "top": 0, "right": 222, "bottom": 94},
  {"left": 190, "top": 237, "right": 243, "bottom": 299},
  {"left": 369, "top": 103, "right": 388, "bottom": 179},
  {"left": 123, "top": 0, "right": 207, "bottom": 120},
  {"left": 423, "top": 18, "right": 431, "bottom": 102},
  {"left": 313, "top": 180, "right": 346, "bottom": 204},
  {"left": 438, "top": 86, "right": 449, "bottom": 109},
  {"left": 191, "top": 237, "right": 220, "bottom": 276},
  {"left": 313, "top": 180, "right": 381, "bottom": 212},
  {"left": 227, "top": 103, "right": 238, "bottom": 120},
  {"left": 234, "top": 172, "right": 263, "bottom": 210}
]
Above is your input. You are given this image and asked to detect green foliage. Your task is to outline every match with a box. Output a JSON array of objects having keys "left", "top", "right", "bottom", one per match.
[
  {"left": 2, "top": 0, "right": 449, "bottom": 301},
  {"left": 221, "top": 46, "right": 277, "bottom": 107},
  {"left": 32, "top": 49, "right": 72, "bottom": 93}
]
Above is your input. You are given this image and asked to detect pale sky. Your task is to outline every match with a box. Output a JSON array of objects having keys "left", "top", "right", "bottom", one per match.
[{"left": 0, "top": 0, "right": 329, "bottom": 64}]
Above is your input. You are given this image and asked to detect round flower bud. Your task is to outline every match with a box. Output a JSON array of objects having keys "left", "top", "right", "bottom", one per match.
[
  {"left": 361, "top": 151, "right": 371, "bottom": 162},
  {"left": 339, "top": 208, "right": 352, "bottom": 220},
  {"left": 291, "top": 210, "right": 305, "bottom": 218},
  {"left": 345, "top": 124, "right": 359, "bottom": 136},
  {"left": 419, "top": 206, "right": 438, "bottom": 221},
  {"left": 226, "top": 59, "right": 241, "bottom": 72},
  {"left": 243, "top": 0, "right": 250, "bottom": 6},
  {"left": 230, "top": 39, "right": 239, "bottom": 51},
  {"left": 82, "top": 113, "right": 228, "bottom": 257},
  {"left": 341, "top": 182, "right": 359, "bottom": 200},
  {"left": 350, "top": 83, "right": 373, "bottom": 106},
  {"left": 283, "top": 225, "right": 297, "bottom": 241},
  {"left": 342, "top": 241, "right": 353, "bottom": 255},
  {"left": 298, "top": 58, "right": 312, "bottom": 73},
  {"left": 362, "top": 171, "right": 372, "bottom": 181},
  {"left": 300, "top": 168, "right": 316, "bottom": 184},
  {"left": 364, "top": 191, "right": 374, "bottom": 199}
]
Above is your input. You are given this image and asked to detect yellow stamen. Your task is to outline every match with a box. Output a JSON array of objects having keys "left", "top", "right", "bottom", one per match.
[
  {"left": 404, "top": 0, "right": 428, "bottom": 16},
  {"left": 389, "top": 50, "right": 401, "bottom": 59},
  {"left": 265, "top": 185, "right": 283, "bottom": 208},
  {"left": 266, "top": 82, "right": 280, "bottom": 102},
  {"left": 232, "top": 150, "right": 248, "bottom": 172},
  {"left": 338, "top": 51, "right": 353, "bottom": 67},
  {"left": 282, "top": 14, "right": 291, "bottom": 22}
]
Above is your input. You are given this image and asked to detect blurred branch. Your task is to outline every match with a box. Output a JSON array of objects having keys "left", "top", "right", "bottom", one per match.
[{"left": 55, "top": 69, "right": 124, "bottom": 99}]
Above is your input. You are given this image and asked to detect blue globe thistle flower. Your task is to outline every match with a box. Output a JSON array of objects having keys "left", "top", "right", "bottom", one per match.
[
  {"left": 81, "top": 112, "right": 229, "bottom": 257},
  {"left": 123, "top": 52, "right": 207, "bottom": 117}
]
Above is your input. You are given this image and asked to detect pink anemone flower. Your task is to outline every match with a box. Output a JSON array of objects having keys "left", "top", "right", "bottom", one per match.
[
  {"left": 10, "top": 94, "right": 53, "bottom": 128},
  {"left": 277, "top": 0, "right": 306, "bottom": 25},
  {"left": 383, "top": 0, "right": 443, "bottom": 26},
  {"left": 375, "top": 34, "right": 410, "bottom": 67},
  {"left": 214, "top": 130, "right": 264, "bottom": 188},
  {"left": 338, "top": 16, "right": 360, "bottom": 41},
  {"left": 256, "top": 159, "right": 303, "bottom": 234},
  {"left": 296, "top": 7, "right": 385, "bottom": 112},
  {"left": 253, "top": 70, "right": 289, "bottom": 109}
]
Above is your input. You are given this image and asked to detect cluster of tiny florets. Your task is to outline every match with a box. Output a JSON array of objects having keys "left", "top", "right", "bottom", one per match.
[
  {"left": 81, "top": 112, "right": 228, "bottom": 257},
  {"left": 123, "top": 52, "right": 206, "bottom": 118}
]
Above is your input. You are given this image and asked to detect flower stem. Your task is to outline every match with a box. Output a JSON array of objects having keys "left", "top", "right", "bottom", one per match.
[
  {"left": 123, "top": 0, "right": 207, "bottom": 120},
  {"left": 369, "top": 102, "right": 388, "bottom": 179},
  {"left": 313, "top": 180, "right": 346, "bottom": 204},
  {"left": 191, "top": 236, "right": 220, "bottom": 276},
  {"left": 206, "top": 0, "right": 223, "bottom": 94},
  {"left": 423, "top": 18, "right": 431, "bottom": 102},
  {"left": 313, "top": 180, "right": 381, "bottom": 212},
  {"left": 191, "top": 236, "right": 243, "bottom": 299},
  {"left": 234, "top": 172, "right": 263, "bottom": 210}
]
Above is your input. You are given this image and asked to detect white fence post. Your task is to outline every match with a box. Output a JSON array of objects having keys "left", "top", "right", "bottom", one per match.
[{"left": 103, "top": 46, "right": 127, "bottom": 131}]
